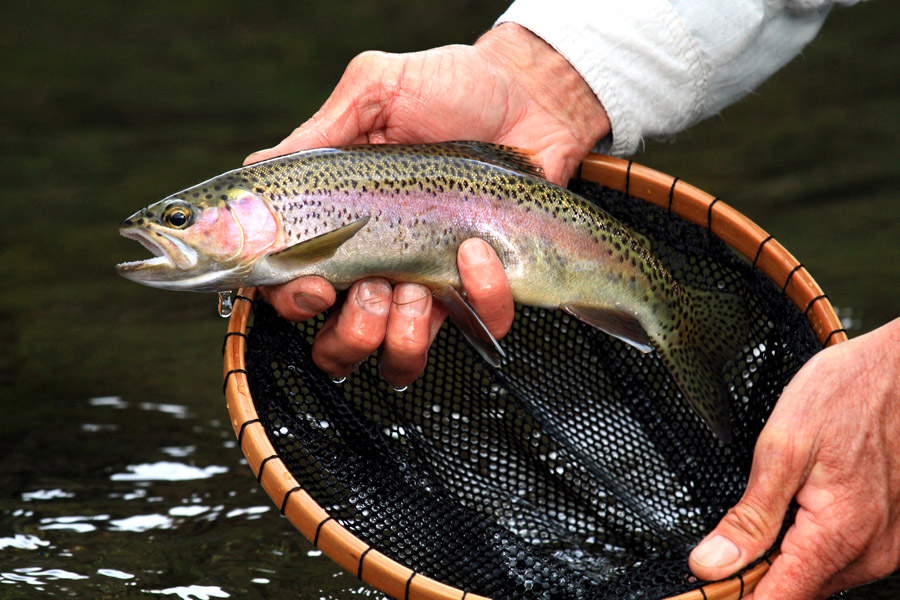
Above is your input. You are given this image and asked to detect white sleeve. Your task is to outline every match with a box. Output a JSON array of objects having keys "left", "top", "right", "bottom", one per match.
[{"left": 496, "top": 0, "right": 849, "bottom": 156}]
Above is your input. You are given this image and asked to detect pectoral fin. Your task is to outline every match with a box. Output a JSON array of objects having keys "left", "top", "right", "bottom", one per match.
[
  {"left": 266, "top": 216, "right": 370, "bottom": 269},
  {"left": 435, "top": 286, "right": 506, "bottom": 367},
  {"left": 561, "top": 303, "right": 653, "bottom": 353}
]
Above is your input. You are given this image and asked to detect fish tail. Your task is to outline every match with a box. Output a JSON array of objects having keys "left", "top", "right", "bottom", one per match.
[{"left": 656, "top": 287, "right": 749, "bottom": 443}]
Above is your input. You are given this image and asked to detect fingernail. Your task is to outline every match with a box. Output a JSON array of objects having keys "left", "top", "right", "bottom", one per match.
[
  {"left": 459, "top": 239, "right": 491, "bottom": 266},
  {"left": 294, "top": 292, "right": 330, "bottom": 315},
  {"left": 692, "top": 535, "right": 740, "bottom": 568},
  {"left": 356, "top": 280, "right": 391, "bottom": 315},
  {"left": 393, "top": 284, "right": 430, "bottom": 317},
  {"left": 243, "top": 149, "right": 270, "bottom": 165}
]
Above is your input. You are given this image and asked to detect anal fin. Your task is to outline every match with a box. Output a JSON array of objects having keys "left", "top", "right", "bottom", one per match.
[
  {"left": 561, "top": 303, "right": 653, "bottom": 353},
  {"left": 435, "top": 286, "right": 506, "bottom": 367}
]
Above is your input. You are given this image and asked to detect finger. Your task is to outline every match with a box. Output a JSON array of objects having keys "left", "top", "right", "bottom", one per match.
[
  {"left": 258, "top": 276, "right": 336, "bottom": 321},
  {"left": 245, "top": 51, "right": 400, "bottom": 164},
  {"left": 748, "top": 507, "right": 849, "bottom": 600},
  {"left": 689, "top": 421, "right": 808, "bottom": 581},
  {"left": 750, "top": 461, "right": 893, "bottom": 600},
  {"left": 500, "top": 131, "right": 589, "bottom": 186},
  {"left": 311, "top": 278, "right": 392, "bottom": 377},
  {"left": 378, "top": 283, "right": 434, "bottom": 389},
  {"left": 457, "top": 238, "right": 514, "bottom": 339}
]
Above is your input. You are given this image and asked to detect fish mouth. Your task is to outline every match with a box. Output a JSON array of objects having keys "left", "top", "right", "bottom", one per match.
[{"left": 116, "top": 227, "right": 198, "bottom": 280}]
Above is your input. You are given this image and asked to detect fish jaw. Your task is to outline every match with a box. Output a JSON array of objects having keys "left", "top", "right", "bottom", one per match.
[
  {"left": 119, "top": 226, "right": 197, "bottom": 269},
  {"left": 116, "top": 224, "right": 245, "bottom": 292},
  {"left": 116, "top": 226, "right": 208, "bottom": 289}
]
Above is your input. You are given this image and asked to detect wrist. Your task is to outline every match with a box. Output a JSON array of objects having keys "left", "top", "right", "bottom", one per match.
[{"left": 475, "top": 23, "right": 610, "bottom": 154}]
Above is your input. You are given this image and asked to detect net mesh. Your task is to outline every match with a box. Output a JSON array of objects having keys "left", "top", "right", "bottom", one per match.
[{"left": 240, "top": 179, "right": 824, "bottom": 599}]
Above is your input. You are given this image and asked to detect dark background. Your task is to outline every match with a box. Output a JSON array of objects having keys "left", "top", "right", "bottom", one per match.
[{"left": 1, "top": 1, "right": 897, "bottom": 597}]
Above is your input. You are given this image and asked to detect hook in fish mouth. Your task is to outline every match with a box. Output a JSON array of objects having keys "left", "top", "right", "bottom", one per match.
[{"left": 116, "top": 227, "right": 197, "bottom": 276}]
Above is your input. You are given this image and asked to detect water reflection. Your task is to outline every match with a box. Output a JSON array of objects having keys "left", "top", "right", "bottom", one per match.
[
  {"left": 40, "top": 514, "right": 109, "bottom": 533},
  {"left": 110, "top": 461, "right": 228, "bottom": 481},
  {"left": 98, "top": 568, "right": 135, "bottom": 580},
  {"left": 21, "top": 489, "right": 74, "bottom": 502},
  {"left": 0, "top": 395, "right": 383, "bottom": 599},
  {"left": 1, "top": 568, "right": 88, "bottom": 588},
  {"left": 148, "top": 585, "right": 231, "bottom": 599},
  {"left": 0, "top": 534, "right": 50, "bottom": 551}
]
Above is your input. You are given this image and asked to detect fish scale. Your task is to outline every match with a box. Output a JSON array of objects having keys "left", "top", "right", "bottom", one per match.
[{"left": 117, "top": 141, "right": 747, "bottom": 442}]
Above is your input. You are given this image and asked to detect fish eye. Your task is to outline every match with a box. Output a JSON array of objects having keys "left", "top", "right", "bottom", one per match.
[{"left": 163, "top": 203, "right": 192, "bottom": 228}]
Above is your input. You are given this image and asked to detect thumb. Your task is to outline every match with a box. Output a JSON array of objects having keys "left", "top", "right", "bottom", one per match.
[{"left": 690, "top": 429, "right": 806, "bottom": 581}]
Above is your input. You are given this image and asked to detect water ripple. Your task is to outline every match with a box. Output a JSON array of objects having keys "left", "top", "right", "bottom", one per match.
[
  {"left": 97, "top": 568, "right": 135, "bottom": 580},
  {"left": 1, "top": 567, "right": 88, "bottom": 588},
  {"left": 146, "top": 584, "right": 231, "bottom": 599},
  {"left": 109, "top": 514, "right": 175, "bottom": 532},
  {"left": 0, "top": 534, "right": 50, "bottom": 551},
  {"left": 110, "top": 461, "right": 228, "bottom": 481},
  {"left": 21, "top": 489, "right": 75, "bottom": 502}
]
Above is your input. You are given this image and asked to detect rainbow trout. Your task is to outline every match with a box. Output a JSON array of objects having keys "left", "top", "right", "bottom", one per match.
[{"left": 117, "top": 142, "right": 745, "bottom": 441}]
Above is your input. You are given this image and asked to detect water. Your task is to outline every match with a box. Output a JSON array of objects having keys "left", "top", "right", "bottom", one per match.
[
  {"left": 2, "top": 1, "right": 898, "bottom": 598},
  {"left": 0, "top": 395, "right": 378, "bottom": 599},
  {"left": 217, "top": 292, "right": 235, "bottom": 319}
]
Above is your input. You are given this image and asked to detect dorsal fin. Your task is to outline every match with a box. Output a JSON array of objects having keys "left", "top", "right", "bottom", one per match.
[{"left": 438, "top": 141, "right": 546, "bottom": 180}]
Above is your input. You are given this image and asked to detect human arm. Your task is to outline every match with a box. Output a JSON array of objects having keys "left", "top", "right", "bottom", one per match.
[{"left": 497, "top": 0, "right": 836, "bottom": 155}]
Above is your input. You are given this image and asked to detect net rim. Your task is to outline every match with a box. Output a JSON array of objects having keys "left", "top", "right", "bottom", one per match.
[{"left": 223, "top": 152, "right": 847, "bottom": 600}]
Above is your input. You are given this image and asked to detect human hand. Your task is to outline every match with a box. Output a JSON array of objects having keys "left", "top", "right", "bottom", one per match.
[
  {"left": 689, "top": 317, "right": 900, "bottom": 599},
  {"left": 257, "top": 238, "right": 514, "bottom": 389},
  {"left": 248, "top": 23, "right": 609, "bottom": 386},
  {"left": 246, "top": 23, "right": 609, "bottom": 185}
]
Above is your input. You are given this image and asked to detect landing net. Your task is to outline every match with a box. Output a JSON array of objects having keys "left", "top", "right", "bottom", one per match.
[{"left": 223, "top": 155, "right": 846, "bottom": 600}]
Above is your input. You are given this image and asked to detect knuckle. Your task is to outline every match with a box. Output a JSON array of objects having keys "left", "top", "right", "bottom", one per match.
[
  {"left": 346, "top": 51, "right": 398, "bottom": 86},
  {"left": 385, "top": 333, "right": 428, "bottom": 360},
  {"left": 338, "top": 325, "right": 382, "bottom": 354},
  {"left": 823, "top": 519, "right": 887, "bottom": 575},
  {"left": 780, "top": 534, "right": 846, "bottom": 584},
  {"left": 756, "top": 418, "right": 795, "bottom": 456},
  {"left": 722, "top": 499, "right": 777, "bottom": 544},
  {"left": 860, "top": 551, "right": 898, "bottom": 581},
  {"left": 349, "top": 50, "right": 387, "bottom": 70}
]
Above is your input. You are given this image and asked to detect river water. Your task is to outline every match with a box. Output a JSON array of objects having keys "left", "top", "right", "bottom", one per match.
[{"left": 2, "top": 1, "right": 897, "bottom": 598}]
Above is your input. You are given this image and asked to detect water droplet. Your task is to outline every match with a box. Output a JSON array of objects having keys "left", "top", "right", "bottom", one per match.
[
  {"left": 393, "top": 385, "right": 408, "bottom": 393},
  {"left": 331, "top": 376, "right": 347, "bottom": 384},
  {"left": 217, "top": 291, "right": 234, "bottom": 318}
]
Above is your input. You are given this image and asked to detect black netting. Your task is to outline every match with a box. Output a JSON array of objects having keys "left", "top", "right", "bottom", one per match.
[{"left": 241, "top": 179, "right": 823, "bottom": 599}]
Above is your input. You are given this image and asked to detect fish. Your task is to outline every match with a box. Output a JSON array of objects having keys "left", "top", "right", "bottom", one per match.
[{"left": 117, "top": 141, "right": 746, "bottom": 442}]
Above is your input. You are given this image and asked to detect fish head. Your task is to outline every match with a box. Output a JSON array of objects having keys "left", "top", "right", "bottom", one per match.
[{"left": 116, "top": 177, "right": 280, "bottom": 292}]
